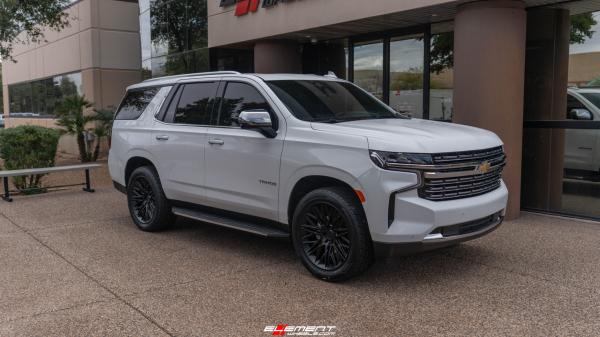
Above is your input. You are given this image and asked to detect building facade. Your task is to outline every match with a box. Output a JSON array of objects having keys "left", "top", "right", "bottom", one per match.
[
  {"left": 1, "top": 0, "right": 141, "bottom": 153},
  {"left": 145, "top": 0, "right": 600, "bottom": 221},
  {"left": 3, "top": 0, "right": 600, "bottom": 222}
]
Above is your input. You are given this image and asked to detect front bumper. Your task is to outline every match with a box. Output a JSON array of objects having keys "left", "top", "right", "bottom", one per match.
[{"left": 374, "top": 210, "right": 504, "bottom": 257}]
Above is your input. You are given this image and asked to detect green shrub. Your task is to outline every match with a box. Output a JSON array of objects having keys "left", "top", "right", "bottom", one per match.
[{"left": 0, "top": 125, "right": 60, "bottom": 192}]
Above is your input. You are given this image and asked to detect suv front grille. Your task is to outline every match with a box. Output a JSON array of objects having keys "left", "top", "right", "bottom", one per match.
[{"left": 418, "top": 146, "right": 505, "bottom": 201}]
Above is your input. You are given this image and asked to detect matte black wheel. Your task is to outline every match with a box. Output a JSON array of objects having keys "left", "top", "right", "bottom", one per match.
[
  {"left": 292, "top": 187, "right": 373, "bottom": 281},
  {"left": 300, "top": 202, "right": 351, "bottom": 271},
  {"left": 127, "top": 166, "right": 173, "bottom": 231}
]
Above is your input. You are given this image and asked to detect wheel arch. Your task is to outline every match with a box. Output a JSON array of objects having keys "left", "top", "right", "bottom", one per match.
[
  {"left": 125, "top": 156, "right": 159, "bottom": 187},
  {"left": 286, "top": 173, "right": 365, "bottom": 225}
]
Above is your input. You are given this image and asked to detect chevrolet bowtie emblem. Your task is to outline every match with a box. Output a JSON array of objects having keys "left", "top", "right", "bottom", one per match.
[{"left": 476, "top": 161, "right": 491, "bottom": 174}]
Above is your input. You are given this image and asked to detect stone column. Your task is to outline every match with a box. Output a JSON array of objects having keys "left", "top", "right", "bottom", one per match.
[{"left": 453, "top": 0, "right": 527, "bottom": 220}]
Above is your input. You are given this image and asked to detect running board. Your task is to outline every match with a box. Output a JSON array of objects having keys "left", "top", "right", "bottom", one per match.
[{"left": 172, "top": 207, "right": 289, "bottom": 238}]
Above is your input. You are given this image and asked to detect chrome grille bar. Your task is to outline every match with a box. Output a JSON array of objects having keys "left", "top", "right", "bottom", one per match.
[{"left": 418, "top": 146, "right": 505, "bottom": 201}]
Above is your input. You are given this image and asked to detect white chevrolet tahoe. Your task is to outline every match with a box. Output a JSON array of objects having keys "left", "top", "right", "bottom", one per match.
[{"left": 109, "top": 71, "right": 508, "bottom": 281}]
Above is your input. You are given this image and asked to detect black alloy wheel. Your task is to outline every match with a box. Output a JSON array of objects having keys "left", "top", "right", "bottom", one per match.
[
  {"left": 292, "top": 187, "right": 373, "bottom": 281},
  {"left": 127, "top": 166, "right": 174, "bottom": 231},
  {"left": 300, "top": 202, "right": 351, "bottom": 271},
  {"left": 130, "top": 175, "right": 157, "bottom": 225}
]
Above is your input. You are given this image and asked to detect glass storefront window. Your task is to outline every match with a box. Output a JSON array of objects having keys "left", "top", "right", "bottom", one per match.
[
  {"left": 146, "top": 0, "right": 208, "bottom": 78},
  {"left": 522, "top": 10, "right": 600, "bottom": 220},
  {"left": 302, "top": 39, "right": 348, "bottom": 79},
  {"left": 389, "top": 35, "right": 424, "bottom": 118},
  {"left": 429, "top": 30, "right": 454, "bottom": 122},
  {"left": 8, "top": 72, "right": 82, "bottom": 117},
  {"left": 353, "top": 40, "right": 384, "bottom": 100},
  {"left": 150, "top": 1, "right": 169, "bottom": 57},
  {"left": 347, "top": 24, "right": 454, "bottom": 121}
]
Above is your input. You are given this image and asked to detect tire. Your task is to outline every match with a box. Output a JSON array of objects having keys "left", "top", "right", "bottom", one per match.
[
  {"left": 291, "top": 186, "right": 373, "bottom": 281},
  {"left": 127, "top": 166, "right": 174, "bottom": 231}
]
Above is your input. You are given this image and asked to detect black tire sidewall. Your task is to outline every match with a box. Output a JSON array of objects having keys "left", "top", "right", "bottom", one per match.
[
  {"left": 127, "top": 166, "right": 171, "bottom": 231},
  {"left": 292, "top": 187, "right": 372, "bottom": 281}
]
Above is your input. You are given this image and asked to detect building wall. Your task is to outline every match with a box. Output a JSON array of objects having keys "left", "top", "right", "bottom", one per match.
[
  {"left": 208, "top": 0, "right": 456, "bottom": 47},
  {"left": 1, "top": 0, "right": 142, "bottom": 156},
  {"left": 568, "top": 52, "right": 600, "bottom": 86}
]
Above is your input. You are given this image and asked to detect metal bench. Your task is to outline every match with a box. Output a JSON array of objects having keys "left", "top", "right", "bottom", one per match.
[{"left": 0, "top": 163, "right": 102, "bottom": 202}]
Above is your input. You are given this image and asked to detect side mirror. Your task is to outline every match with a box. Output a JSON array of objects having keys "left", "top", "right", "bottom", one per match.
[
  {"left": 238, "top": 110, "right": 276, "bottom": 138},
  {"left": 569, "top": 108, "right": 593, "bottom": 121}
]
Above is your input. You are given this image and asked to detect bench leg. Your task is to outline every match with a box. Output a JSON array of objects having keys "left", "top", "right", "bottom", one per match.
[
  {"left": 3, "top": 177, "right": 12, "bottom": 202},
  {"left": 83, "top": 169, "right": 95, "bottom": 193}
]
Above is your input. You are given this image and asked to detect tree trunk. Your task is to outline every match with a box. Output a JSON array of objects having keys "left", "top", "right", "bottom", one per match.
[
  {"left": 77, "top": 132, "right": 89, "bottom": 162},
  {"left": 92, "top": 139, "right": 100, "bottom": 162}
]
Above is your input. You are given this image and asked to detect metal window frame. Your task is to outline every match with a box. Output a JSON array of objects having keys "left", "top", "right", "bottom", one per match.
[{"left": 348, "top": 24, "right": 432, "bottom": 118}]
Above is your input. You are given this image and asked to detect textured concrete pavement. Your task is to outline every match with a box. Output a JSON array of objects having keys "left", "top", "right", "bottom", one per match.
[{"left": 0, "top": 166, "right": 598, "bottom": 336}]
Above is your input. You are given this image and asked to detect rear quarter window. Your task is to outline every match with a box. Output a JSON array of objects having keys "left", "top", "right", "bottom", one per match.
[{"left": 115, "top": 88, "right": 160, "bottom": 120}]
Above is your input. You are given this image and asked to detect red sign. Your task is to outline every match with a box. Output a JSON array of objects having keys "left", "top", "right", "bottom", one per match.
[{"left": 234, "top": 0, "right": 260, "bottom": 16}]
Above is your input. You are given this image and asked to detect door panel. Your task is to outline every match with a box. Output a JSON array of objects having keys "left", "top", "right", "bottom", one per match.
[
  {"left": 150, "top": 81, "right": 218, "bottom": 204},
  {"left": 204, "top": 81, "right": 283, "bottom": 220},
  {"left": 151, "top": 122, "right": 207, "bottom": 204},
  {"left": 204, "top": 128, "right": 283, "bottom": 219}
]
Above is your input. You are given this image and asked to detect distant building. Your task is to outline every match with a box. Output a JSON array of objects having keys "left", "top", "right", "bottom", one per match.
[{"left": 1, "top": 0, "right": 141, "bottom": 154}]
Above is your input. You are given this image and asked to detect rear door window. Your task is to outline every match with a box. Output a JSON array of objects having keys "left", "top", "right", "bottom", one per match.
[
  {"left": 173, "top": 82, "right": 219, "bottom": 125},
  {"left": 115, "top": 88, "right": 160, "bottom": 120}
]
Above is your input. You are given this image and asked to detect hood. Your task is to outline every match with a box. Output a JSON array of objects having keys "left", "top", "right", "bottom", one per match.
[{"left": 311, "top": 118, "right": 503, "bottom": 153}]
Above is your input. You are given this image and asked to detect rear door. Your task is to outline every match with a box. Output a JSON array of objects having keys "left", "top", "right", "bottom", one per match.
[
  {"left": 203, "top": 80, "right": 285, "bottom": 220},
  {"left": 151, "top": 80, "right": 219, "bottom": 204}
]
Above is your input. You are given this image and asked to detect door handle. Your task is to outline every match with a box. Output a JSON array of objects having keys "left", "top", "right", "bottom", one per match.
[
  {"left": 155, "top": 135, "right": 169, "bottom": 141},
  {"left": 208, "top": 139, "right": 225, "bottom": 145}
]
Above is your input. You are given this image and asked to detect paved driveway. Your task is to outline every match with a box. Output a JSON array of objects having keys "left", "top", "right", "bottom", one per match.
[{"left": 0, "top": 168, "right": 598, "bottom": 336}]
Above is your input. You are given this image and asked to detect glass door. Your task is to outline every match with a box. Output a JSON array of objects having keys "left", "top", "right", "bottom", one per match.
[
  {"left": 352, "top": 40, "right": 384, "bottom": 100},
  {"left": 389, "top": 34, "right": 424, "bottom": 118}
]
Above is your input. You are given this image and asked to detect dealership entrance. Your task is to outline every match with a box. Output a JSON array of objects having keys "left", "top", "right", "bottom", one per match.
[{"left": 205, "top": 0, "right": 600, "bottom": 222}]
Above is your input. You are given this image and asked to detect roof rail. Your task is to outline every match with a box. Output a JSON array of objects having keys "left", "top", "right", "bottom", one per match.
[{"left": 143, "top": 71, "right": 242, "bottom": 83}]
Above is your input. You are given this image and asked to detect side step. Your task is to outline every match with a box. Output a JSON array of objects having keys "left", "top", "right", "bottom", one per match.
[{"left": 172, "top": 207, "right": 290, "bottom": 238}]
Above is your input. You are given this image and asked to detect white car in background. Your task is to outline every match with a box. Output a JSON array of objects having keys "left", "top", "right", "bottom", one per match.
[{"left": 566, "top": 88, "right": 600, "bottom": 180}]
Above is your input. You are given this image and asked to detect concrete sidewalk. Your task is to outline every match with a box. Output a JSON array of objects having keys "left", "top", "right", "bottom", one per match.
[{"left": 0, "top": 167, "right": 598, "bottom": 336}]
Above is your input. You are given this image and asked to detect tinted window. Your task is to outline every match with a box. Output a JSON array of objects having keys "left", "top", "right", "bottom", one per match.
[
  {"left": 266, "top": 80, "right": 401, "bottom": 123},
  {"left": 116, "top": 88, "right": 159, "bottom": 120},
  {"left": 216, "top": 82, "right": 271, "bottom": 127},
  {"left": 174, "top": 82, "right": 218, "bottom": 125},
  {"left": 566, "top": 94, "right": 586, "bottom": 119},
  {"left": 581, "top": 92, "right": 600, "bottom": 110}
]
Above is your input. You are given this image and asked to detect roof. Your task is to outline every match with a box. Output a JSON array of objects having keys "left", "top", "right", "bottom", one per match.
[
  {"left": 254, "top": 73, "right": 344, "bottom": 81},
  {"left": 126, "top": 72, "right": 344, "bottom": 91}
]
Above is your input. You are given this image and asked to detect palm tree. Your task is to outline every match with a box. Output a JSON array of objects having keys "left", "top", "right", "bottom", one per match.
[
  {"left": 55, "top": 95, "right": 95, "bottom": 162},
  {"left": 90, "top": 107, "right": 114, "bottom": 161}
]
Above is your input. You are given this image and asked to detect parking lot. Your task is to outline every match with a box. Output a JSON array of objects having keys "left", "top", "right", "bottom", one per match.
[{"left": 0, "top": 166, "right": 598, "bottom": 336}]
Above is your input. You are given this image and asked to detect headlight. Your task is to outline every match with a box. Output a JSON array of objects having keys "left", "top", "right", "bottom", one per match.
[{"left": 369, "top": 150, "right": 433, "bottom": 170}]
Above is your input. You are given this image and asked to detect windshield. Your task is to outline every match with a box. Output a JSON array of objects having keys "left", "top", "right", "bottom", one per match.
[
  {"left": 266, "top": 80, "right": 404, "bottom": 123},
  {"left": 581, "top": 92, "right": 600, "bottom": 110}
]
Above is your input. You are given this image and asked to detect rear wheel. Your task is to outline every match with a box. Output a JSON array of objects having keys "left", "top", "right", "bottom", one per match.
[
  {"left": 127, "top": 166, "right": 174, "bottom": 231},
  {"left": 292, "top": 187, "right": 373, "bottom": 281}
]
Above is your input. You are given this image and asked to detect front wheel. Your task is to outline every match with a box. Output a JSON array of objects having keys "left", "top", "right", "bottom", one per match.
[
  {"left": 292, "top": 187, "right": 373, "bottom": 281},
  {"left": 127, "top": 166, "right": 174, "bottom": 231}
]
